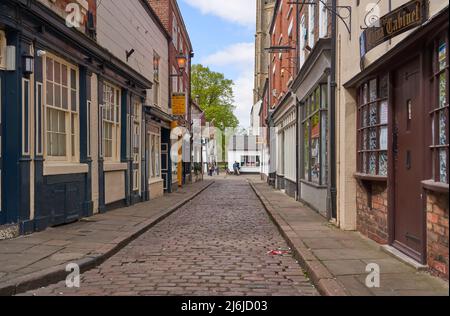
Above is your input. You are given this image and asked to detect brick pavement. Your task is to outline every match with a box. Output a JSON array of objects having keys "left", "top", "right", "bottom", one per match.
[
  {"left": 23, "top": 177, "right": 318, "bottom": 296},
  {"left": 0, "top": 180, "right": 213, "bottom": 295}
]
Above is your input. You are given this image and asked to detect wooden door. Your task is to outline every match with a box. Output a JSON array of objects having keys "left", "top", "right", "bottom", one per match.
[{"left": 393, "top": 58, "right": 425, "bottom": 262}]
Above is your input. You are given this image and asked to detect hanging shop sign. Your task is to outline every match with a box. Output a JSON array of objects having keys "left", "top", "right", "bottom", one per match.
[
  {"left": 172, "top": 93, "right": 186, "bottom": 116},
  {"left": 360, "top": 0, "right": 429, "bottom": 58}
]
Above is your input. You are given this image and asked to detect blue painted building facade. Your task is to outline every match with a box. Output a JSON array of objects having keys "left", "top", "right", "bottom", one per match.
[{"left": 0, "top": 0, "right": 177, "bottom": 237}]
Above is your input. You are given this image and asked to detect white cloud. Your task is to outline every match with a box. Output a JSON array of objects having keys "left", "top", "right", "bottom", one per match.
[
  {"left": 202, "top": 42, "right": 255, "bottom": 128},
  {"left": 202, "top": 42, "right": 254, "bottom": 67},
  {"left": 233, "top": 69, "right": 254, "bottom": 128},
  {"left": 182, "top": 0, "right": 256, "bottom": 26}
]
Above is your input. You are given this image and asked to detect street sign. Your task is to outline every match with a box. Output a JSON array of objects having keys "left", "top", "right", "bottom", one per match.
[{"left": 172, "top": 93, "right": 186, "bottom": 116}]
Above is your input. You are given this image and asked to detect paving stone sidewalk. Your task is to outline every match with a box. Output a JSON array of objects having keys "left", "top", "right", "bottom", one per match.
[
  {"left": 250, "top": 179, "right": 449, "bottom": 296},
  {"left": 0, "top": 180, "right": 214, "bottom": 295}
]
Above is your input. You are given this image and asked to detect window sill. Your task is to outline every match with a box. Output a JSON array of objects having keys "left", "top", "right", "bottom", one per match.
[
  {"left": 422, "top": 180, "right": 449, "bottom": 194},
  {"left": 299, "top": 179, "right": 328, "bottom": 189},
  {"left": 149, "top": 178, "right": 163, "bottom": 185},
  {"left": 44, "top": 162, "right": 89, "bottom": 176},
  {"left": 354, "top": 173, "right": 388, "bottom": 182},
  {"left": 104, "top": 162, "right": 128, "bottom": 172}
]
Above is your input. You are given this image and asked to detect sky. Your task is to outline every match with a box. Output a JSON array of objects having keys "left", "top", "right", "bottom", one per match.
[{"left": 178, "top": 0, "right": 256, "bottom": 128}]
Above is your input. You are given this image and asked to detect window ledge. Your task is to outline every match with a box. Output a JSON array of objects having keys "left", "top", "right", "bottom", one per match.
[
  {"left": 422, "top": 180, "right": 449, "bottom": 193},
  {"left": 299, "top": 179, "right": 328, "bottom": 189},
  {"left": 44, "top": 162, "right": 89, "bottom": 176},
  {"left": 104, "top": 162, "right": 128, "bottom": 172},
  {"left": 149, "top": 178, "right": 163, "bottom": 185},
  {"left": 354, "top": 173, "right": 388, "bottom": 182}
]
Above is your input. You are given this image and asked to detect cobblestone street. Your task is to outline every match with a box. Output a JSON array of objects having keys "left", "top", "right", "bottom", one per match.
[{"left": 24, "top": 178, "right": 318, "bottom": 296}]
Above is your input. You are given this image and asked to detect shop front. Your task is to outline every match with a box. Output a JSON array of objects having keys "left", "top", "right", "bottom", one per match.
[
  {"left": 293, "top": 38, "right": 331, "bottom": 218},
  {"left": 272, "top": 92, "right": 297, "bottom": 198},
  {"left": 143, "top": 105, "right": 174, "bottom": 200},
  {"left": 346, "top": 9, "right": 448, "bottom": 277}
]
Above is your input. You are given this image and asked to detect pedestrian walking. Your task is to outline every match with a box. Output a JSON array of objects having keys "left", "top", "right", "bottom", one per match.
[{"left": 215, "top": 164, "right": 220, "bottom": 176}]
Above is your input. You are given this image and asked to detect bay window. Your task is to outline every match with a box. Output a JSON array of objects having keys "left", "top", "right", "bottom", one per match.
[
  {"left": 45, "top": 55, "right": 79, "bottom": 161},
  {"left": 301, "top": 84, "right": 328, "bottom": 185},
  {"left": 102, "top": 82, "right": 121, "bottom": 161},
  {"left": 357, "top": 75, "right": 389, "bottom": 176},
  {"left": 430, "top": 34, "right": 449, "bottom": 184}
]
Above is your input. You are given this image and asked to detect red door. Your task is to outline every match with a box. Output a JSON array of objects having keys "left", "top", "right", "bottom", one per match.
[{"left": 393, "top": 58, "right": 425, "bottom": 263}]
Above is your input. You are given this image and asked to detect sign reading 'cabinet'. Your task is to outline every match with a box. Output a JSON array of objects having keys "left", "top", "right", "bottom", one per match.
[{"left": 360, "top": 0, "right": 429, "bottom": 57}]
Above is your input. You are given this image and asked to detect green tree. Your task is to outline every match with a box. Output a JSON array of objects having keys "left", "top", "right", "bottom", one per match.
[{"left": 191, "top": 64, "right": 239, "bottom": 130}]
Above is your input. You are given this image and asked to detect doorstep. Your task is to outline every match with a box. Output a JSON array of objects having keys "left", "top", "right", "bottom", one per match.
[{"left": 380, "top": 245, "right": 429, "bottom": 272}]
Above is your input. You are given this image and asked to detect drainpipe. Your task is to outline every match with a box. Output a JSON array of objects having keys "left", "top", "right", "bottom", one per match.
[
  {"left": 295, "top": 0, "right": 300, "bottom": 201},
  {"left": 329, "top": 0, "right": 337, "bottom": 220},
  {"left": 295, "top": 0, "right": 305, "bottom": 201}
]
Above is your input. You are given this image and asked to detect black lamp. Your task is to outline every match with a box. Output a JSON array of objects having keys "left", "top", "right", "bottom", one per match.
[{"left": 23, "top": 53, "right": 34, "bottom": 75}]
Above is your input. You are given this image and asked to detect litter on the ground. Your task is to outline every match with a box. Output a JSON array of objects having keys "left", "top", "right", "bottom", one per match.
[{"left": 267, "top": 249, "right": 291, "bottom": 256}]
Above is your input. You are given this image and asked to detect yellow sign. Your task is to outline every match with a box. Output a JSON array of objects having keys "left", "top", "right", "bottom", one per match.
[{"left": 172, "top": 94, "right": 186, "bottom": 116}]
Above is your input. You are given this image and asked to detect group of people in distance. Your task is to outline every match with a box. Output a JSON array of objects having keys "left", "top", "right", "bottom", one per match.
[{"left": 209, "top": 162, "right": 242, "bottom": 176}]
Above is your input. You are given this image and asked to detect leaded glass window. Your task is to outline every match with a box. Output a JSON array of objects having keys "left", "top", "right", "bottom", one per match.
[
  {"left": 357, "top": 75, "right": 389, "bottom": 176},
  {"left": 430, "top": 34, "right": 449, "bottom": 184}
]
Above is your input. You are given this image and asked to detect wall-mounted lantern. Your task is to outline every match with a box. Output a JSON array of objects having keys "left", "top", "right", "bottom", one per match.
[
  {"left": 176, "top": 53, "right": 187, "bottom": 73},
  {"left": 22, "top": 53, "right": 34, "bottom": 75},
  {"left": 170, "top": 53, "right": 188, "bottom": 78}
]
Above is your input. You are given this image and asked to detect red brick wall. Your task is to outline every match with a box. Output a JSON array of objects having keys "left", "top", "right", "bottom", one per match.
[
  {"left": 147, "top": 0, "right": 192, "bottom": 126},
  {"left": 356, "top": 182, "right": 389, "bottom": 244},
  {"left": 426, "top": 191, "right": 449, "bottom": 280},
  {"left": 147, "top": 0, "right": 170, "bottom": 30},
  {"left": 269, "top": 1, "right": 297, "bottom": 108}
]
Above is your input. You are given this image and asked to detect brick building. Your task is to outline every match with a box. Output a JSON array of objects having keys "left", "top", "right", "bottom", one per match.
[
  {"left": 268, "top": 0, "right": 299, "bottom": 198},
  {"left": 338, "top": 0, "right": 449, "bottom": 279},
  {"left": 0, "top": 0, "right": 193, "bottom": 238},
  {"left": 147, "top": 0, "right": 194, "bottom": 188}
]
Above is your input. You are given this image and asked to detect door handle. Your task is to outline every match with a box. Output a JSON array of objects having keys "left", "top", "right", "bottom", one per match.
[{"left": 406, "top": 150, "right": 411, "bottom": 170}]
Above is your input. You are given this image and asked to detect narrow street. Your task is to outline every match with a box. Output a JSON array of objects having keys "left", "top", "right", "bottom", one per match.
[{"left": 24, "top": 177, "right": 318, "bottom": 296}]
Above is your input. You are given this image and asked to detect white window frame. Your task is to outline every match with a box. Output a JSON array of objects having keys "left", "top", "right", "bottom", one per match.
[
  {"left": 102, "top": 81, "right": 121, "bottom": 162},
  {"left": 319, "top": 0, "right": 328, "bottom": 38},
  {"left": 300, "top": 15, "right": 306, "bottom": 68},
  {"left": 43, "top": 53, "right": 79, "bottom": 163},
  {"left": 308, "top": 4, "right": 315, "bottom": 49},
  {"left": 132, "top": 101, "right": 141, "bottom": 191},
  {"left": 149, "top": 130, "right": 161, "bottom": 180},
  {"left": 153, "top": 52, "right": 160, "bottom": 107}
]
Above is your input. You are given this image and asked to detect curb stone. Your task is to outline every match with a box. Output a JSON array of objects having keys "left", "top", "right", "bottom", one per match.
[
  {"left": 0, "top": 181, "right": 215, "bottom": 296},
  {"left": 249, "top": 181, "right": 349, "bottom": 296}
]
